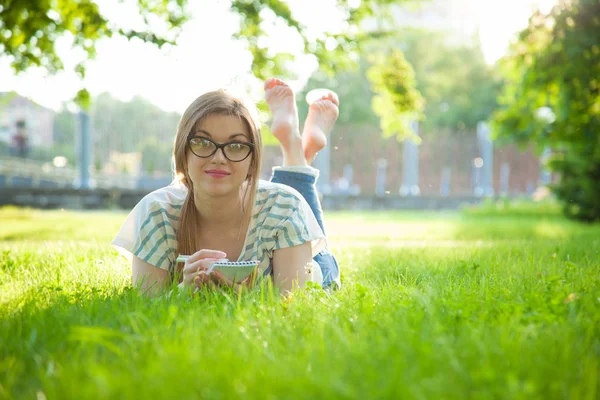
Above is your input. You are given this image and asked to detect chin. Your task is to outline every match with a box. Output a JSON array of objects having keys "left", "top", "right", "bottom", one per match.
[{"left": 201, "top": 181, "right": 242, "bottom": 197}]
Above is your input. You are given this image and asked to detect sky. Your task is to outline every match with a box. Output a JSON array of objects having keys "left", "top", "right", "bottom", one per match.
[{"left": 0, "top": 0, "right": 558, "bottom": 114}]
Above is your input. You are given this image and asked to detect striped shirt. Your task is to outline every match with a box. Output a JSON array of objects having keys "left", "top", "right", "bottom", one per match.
[{"left": 111, "top": 180, "right": 326, "bottom": 277}]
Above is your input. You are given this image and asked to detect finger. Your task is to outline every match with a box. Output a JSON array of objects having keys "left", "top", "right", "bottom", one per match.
[
  {"left": 193, "top": 270, "right": 213, "bottom": 286},
  {"left": 183, "top": 258, "right": 220, "bottom": 274},
  {"left": 187, "top": 249, "right": 227, "bottom": 263},
  {"left": 208, "top": 269, "right": 234, "bottom": 287}
]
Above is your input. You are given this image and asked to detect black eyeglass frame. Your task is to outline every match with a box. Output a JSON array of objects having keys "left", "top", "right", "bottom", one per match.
[{"left": 187, "top": 135, "right": 255, "bottom": 162}]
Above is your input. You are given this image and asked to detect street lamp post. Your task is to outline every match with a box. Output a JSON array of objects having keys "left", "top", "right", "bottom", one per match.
[{"left": 75, "top": 111, "right": 93, "bottom": 189}]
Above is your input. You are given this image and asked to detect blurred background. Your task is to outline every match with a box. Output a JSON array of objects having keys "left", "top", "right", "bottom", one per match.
[{"left": 1, "top": 0, "right": 598, "bottom": 220}]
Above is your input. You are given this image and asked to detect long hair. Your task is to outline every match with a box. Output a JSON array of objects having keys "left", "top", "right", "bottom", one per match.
[{"left": 171, "top": 90, "right": 263, "bottom": 282}]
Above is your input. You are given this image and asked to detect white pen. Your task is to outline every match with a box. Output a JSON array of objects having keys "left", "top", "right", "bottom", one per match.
[
  {"left": 176, "top": 255, "right": 190, "bottom": 263},
  {"left": 176, "top": 256, "right": 227, "bottom": 274},
  {"left": 176, "top": 255, "right": 216, "bottom": 273}
]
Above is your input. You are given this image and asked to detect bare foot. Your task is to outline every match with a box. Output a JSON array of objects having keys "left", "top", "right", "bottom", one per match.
[
  {"left": 302, "top": 91, "right": 339, "bottom": 163},
  {"left": 264, "top": 78, "right": 306, "bottom": 166}
]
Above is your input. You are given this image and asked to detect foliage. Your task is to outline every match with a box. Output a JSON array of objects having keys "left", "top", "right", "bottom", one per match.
[
  {"left": 367, "top": 49, "right": 424, "bottom": 140},
  {"left": 0, "top": 0, "right": 188, "bottom": 108},
  {"left": 1, "top": 208, "right": 599, "bottom": 398},
  {"left": 1, "top": 0, "right": 421, "bottom": 115},
  {"left": 493, "top": 0, "right": 600, "bottom": 222},
  {"left": 298, "top": 29, "right": 501, "bottom": 139},
  {"left": 398, "top": 29, "right": 501, "bottom": 134},
  {"left": 53, "top": 107, "right": 77, "bottom": 148},
  {"left": 52, "top": 94, "right": 179, "bottom": 173},
  {"left": 230, "top": 0, "right": 414, "bottom": 79},
  {"left": 255, "top": 100, "right": 280, "bottom": 147},
  {"left": 92, "top": 93, "right": 179, "bottom": 173},
  {"left": 138, "top": 136, "right": 173, "bottom": 174}
]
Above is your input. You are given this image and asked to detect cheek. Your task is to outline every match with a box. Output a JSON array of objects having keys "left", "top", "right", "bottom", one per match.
[
  {"left": 241, "top": 158, "right": 253, "bottom": 178},
  {"left": 186, "top": 156, "right": 202, "bottom": 180}
]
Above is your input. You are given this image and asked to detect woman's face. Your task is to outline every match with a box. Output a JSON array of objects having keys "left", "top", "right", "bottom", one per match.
[{"left": 186, "top": 114, "right": 253, "bottom": 199}]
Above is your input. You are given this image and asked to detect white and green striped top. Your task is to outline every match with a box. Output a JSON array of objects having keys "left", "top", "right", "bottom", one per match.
[{"left": 111, "top": 180, "right": 326, "bottom": 276}]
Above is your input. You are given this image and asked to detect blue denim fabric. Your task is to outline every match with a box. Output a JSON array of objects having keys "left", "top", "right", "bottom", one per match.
[{"left": 270, "top": 169, "right": 341, "bottom": 289}]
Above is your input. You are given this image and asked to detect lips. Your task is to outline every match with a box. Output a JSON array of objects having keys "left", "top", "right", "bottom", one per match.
[{"left": 205, "top": 169, "right": 231, "bottom": 178}]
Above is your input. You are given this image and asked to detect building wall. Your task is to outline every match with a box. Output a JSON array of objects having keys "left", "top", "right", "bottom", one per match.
[
  {"left": 0, "top": 93, "right": 54, "bottom": 147},
  {"left": 260, "top": 124, "right": 543, "bottom": 197}
]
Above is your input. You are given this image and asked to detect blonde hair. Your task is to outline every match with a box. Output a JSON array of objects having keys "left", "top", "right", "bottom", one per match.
[{"left": 172, "top": 90, "right": 263, "bottom": 282}]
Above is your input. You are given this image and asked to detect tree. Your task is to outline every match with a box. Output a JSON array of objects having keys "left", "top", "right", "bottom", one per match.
[
  {"left": 52, "top": 107, "right": 77, "bottom": 165},
  {"left": 51, "top": 94, "right": 180, "bottom": 172},
  {"left": 230, "top": 0, "right": 422, "bottom": 79},
  {"left": 53, "top": 107, "right": 76, "bottom": 147},
  {"left": 398, "top": 30, "right": 501, "bottom": 135},
  {"left": 493, "top": 0, "right": 600, "bottom": 222},
  {"left": 91, "top": 93, "right": 180, "bottom": 172},
  {"left": 298, "top": 29, "right": 501, "bottom": 137},
  {"left": 1, "top": 0, "right": 421, "bottom": 112},
  {"left": 298, "top": 66, "right": 380, "bottom": 128},
  {"left": 138, "top": 136, "right": 172, "bottom": 175},
  {"left": 0, "top": 0, "right": 188, "bottom": 107},
  {"left": 367, "top": 48, "right": 424, "bottom": 139}
]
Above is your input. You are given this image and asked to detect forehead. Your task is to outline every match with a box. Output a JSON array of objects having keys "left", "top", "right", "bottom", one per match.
[{"left": 195, "top": 114, "right": 249, "bottom": 139}]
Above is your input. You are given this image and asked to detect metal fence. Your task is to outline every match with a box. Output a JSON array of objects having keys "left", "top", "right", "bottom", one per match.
[{"left": 0, "top": 156, "right": 170, "bottom": 190}]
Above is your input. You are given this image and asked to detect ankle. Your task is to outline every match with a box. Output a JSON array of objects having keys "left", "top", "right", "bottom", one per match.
[{"left": 282, "top": 148, "right": 308, "bottom": 167}]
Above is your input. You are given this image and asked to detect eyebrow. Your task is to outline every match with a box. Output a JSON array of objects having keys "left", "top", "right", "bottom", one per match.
[{"left": 194, "top": 129, "right": 248, "bottom": 140}]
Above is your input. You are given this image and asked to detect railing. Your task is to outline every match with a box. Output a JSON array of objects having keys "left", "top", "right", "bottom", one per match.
[
  {"left": 0, "top": 156, "right": 159, "bottom": 190},
  {"left": 0, "top": 156, "right": 507, "bottom": 211}
]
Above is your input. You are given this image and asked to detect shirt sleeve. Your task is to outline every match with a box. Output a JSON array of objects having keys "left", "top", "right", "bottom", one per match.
[
  {"left": 273, "top": 192, "right": 327, "bottom": 257},
  {"left": 111, "top": 198, "right": 177, "bottom": 271}
]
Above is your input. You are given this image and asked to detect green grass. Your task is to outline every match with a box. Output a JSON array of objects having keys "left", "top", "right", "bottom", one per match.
[{"left": 1, "top": 205, "right": 599, "bottom": 399}]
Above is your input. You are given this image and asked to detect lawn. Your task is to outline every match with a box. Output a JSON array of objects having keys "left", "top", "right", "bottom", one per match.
[{"left": 0, "top": 203, "right": 599, "bottom": 399}]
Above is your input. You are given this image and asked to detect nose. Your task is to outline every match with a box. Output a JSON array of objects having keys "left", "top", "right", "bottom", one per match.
[{"left": 210, "top": 147, "right": 227, "bottom": 163}]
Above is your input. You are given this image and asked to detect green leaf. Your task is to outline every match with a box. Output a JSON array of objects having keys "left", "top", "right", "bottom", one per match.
[
  {"left": 493, "top": 0, "right": 600, "bottom": 221},
  {"left": 74, "top": 89, "right": 91, "bottom": 110}
]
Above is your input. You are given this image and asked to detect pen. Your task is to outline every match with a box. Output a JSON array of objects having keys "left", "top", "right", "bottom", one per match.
[{"left": 176, "top": 255, "right": 218, "bottom": 274}]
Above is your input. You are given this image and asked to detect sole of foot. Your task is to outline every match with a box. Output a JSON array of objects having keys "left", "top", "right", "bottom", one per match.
[
  {"left": 264, "top": 78, "right": 300, "bottom": 148},
  {"left": 302, "top": 91, "right": 340, "bottom": 163}
]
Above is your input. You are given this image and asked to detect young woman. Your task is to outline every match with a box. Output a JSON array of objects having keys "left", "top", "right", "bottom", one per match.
[{"left": 112, "top": 78, "right": 340, "bottom": 296}]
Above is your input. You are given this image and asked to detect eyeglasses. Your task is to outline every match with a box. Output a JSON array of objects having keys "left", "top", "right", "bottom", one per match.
[{"left": 187, "top": 136, "right": 254, "bottom": 162}]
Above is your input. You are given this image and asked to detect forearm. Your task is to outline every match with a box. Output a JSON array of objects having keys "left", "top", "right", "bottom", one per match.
[
  {"left": 272, "top": 242, "right": 313, "bottom": 294},
  {"left": 132, "top": 256, "right": 169, "bottom": 297},
  {"left": 132, "top": 273, "right": 169, "bottom": 297}
]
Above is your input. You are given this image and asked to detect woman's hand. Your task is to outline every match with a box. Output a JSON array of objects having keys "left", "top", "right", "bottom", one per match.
[
  {"left": 208, "top": 264, "right": 260, "bottom": 294},
  {"left": 180, "top": 250, "right": 259, "bottom": 293},
  {"left": 181, "top": 249, "right": 227, "bottom": 289}
]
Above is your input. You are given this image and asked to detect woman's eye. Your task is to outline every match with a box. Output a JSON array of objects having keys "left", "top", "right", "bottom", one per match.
[{"left": 195, "top": 139, "right": 211, "bottom": 147}]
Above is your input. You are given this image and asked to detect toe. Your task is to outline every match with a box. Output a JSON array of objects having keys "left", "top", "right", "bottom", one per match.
[
  {"left": 311, "top": 99, "right": 337, "bottom": 111},
  {"left": 329, "top": 92, "right": 339, "bottom": 106},
  {"left": 322, "top": 92, "right": 339, "bottom": 106},
  {"left": 264, "top": 78, "right": 278, "bottom": 91},
  {"left": 273, "top": 84, "right": 294, "bottom": 100},
  {"left": 310, "top": 99, "right": 325, "bottom": 111},
  {"left": 264, "top": 78, "right": 273, "bottom": 91},
  {"left": 264, "top": 78, "right": 287, "bottom": 91}
]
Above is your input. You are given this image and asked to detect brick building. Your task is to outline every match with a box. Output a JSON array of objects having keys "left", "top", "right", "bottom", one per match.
[
  {"left": 261, "top": 125, "right": 543, "bottom": 197},
  {"left": 0, "top": 92, "right": 55, "bottom": 148}
]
